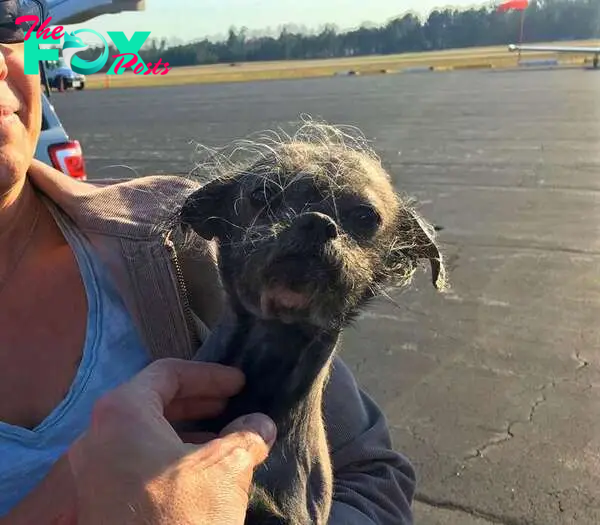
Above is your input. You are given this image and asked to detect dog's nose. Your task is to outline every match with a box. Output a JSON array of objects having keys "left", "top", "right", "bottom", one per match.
[{"left": 293, "top": 212, "right": 339, "bottom": 243}]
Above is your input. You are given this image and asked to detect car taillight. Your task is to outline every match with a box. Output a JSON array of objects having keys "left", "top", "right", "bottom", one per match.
[{"left": 48, "top": 140, "right": 87, "bottom": 180}]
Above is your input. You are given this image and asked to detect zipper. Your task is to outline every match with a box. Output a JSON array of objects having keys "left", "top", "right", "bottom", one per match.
[{"left": 164, "top": 233, "right": 200, "bottom": 351}]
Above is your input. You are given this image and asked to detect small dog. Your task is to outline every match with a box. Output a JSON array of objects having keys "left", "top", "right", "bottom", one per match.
[{"left": 178, "top": 122, "right": 446, "bottom": 524}]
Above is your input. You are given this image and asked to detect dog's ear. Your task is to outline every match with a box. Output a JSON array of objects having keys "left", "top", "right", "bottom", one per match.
[
  {"left": 179, "top": 177, "right": 239, "bottom": 240},
  {"left": 391, "top": 207, "right": 447, "bottom": 290}
]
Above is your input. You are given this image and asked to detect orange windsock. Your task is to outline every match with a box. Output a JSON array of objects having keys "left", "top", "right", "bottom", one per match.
[{"left": 497, "top": 0, "right": 529, "bottom": 12}]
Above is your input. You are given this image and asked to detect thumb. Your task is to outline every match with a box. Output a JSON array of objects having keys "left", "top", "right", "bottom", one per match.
[
  {"left": 198, "top": 413, "right": 276, "bottom": 492},
  {"left": 219, "top": 413, "right": 277, "bottom": 447}
]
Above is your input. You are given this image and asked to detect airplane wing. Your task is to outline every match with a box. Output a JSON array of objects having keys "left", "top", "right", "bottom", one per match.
[
  {"left": 47, "top": 0, "right": 145, "bottom": 25},
  {"left": 509, "top": 44, "right": 600, "bottom": 54}
]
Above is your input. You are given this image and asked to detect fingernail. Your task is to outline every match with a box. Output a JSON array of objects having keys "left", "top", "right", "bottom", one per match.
[{"left": 237, "top": 413, "right": 277, "bottom": 446}]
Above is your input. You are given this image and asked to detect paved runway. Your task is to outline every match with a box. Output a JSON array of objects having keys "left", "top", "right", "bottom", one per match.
[{"left": 52, "top": 68, "right": 600, "bottom": 524}]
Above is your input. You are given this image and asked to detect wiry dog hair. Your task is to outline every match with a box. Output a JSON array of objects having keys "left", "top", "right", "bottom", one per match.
[{"left": 173, "top": 116, "right": 447, "bottom": 294}]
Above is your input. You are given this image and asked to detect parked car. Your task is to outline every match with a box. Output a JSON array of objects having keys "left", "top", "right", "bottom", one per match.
[
  {"left": 44, "top": 58, "right": 86, "bottom": 91},
  {"left": 34, "top": 59, "right": 87, "bottom": 180},
  {"left": 34, "top": 0, "right": 145, "bottom": 181},
  {"left": 35, "top": 91, "right": 87, "bottom": 180}
]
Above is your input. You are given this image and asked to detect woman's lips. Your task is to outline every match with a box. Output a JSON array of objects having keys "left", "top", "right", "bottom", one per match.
[
  {"left": 0, "top": 101, "right": 19, "bottom": 114},
  {"left": 0, "top": 105, "right": 20, "bottom": 123}
]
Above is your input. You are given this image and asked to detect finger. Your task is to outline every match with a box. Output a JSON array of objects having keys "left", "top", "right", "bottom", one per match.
[
  {"left": 117, "top": 359, "right": 245, "bottom": 415},
  {"left": 219, "top": 413, "right": 277, "bottom": 448},
  {"left": 198, "top": 429, "right": 270, "bottom": 477},
  {"left": 218, "top": 413, "right": 276, "bottom": 488},
  {"left": 194, "top": 413, "right": 275, "bottom": 467},
  {"left": 164, "top": 397, "right": 227, "bottom": 422},
  {"left": 199, "top": 416, "right": 275, "bottom": 492}
]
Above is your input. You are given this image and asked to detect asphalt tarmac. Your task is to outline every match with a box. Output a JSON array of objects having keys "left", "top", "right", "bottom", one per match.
[{"left": 52, "top": 67, "right": 600, "bottom": 524}]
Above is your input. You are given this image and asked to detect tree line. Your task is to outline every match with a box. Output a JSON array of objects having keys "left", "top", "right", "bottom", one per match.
[{"left": 72, "top": 0, "right": 599, "bottom": 72}]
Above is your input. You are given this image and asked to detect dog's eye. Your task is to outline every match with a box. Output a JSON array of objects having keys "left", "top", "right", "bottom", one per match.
[
  {"left": 249, "top": 184, "right": 282, "bottom": 210},
  {"left": 249, "top": 187, "right": 271, "bottom": 204},
  {"left": 352, "top": 205, "right": 381, "bottom": 228}
]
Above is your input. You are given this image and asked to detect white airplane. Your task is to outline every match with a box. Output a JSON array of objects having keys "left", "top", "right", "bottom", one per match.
[
  {"left": 508, "top": 43, "right": 599, "bottom": 68},
  {"left": 48, "top": 0, "right": 144, "bottom": 24}
]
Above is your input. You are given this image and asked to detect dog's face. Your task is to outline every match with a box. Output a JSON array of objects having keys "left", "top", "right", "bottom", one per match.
[{"left": 180, "top": 143, "right": 444, "bottom": 329}]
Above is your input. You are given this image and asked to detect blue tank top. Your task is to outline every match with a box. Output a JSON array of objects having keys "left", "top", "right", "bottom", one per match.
[{"left": 0, "top": 203, "right": 152, "bottom": 515}]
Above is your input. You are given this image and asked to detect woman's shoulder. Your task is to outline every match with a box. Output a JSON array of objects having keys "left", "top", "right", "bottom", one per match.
[{"left": 29, "top": 159, "right": 200, "bottom": 239}]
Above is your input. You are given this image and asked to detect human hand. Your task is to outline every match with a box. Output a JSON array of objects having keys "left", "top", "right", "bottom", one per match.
[{"left": 65, "top": 358, "right": 276, "bottom": 525}]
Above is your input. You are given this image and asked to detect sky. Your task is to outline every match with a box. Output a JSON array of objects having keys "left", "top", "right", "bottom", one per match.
[{"left": 61, "top": 0, "right": 490, "bottom": 45}]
